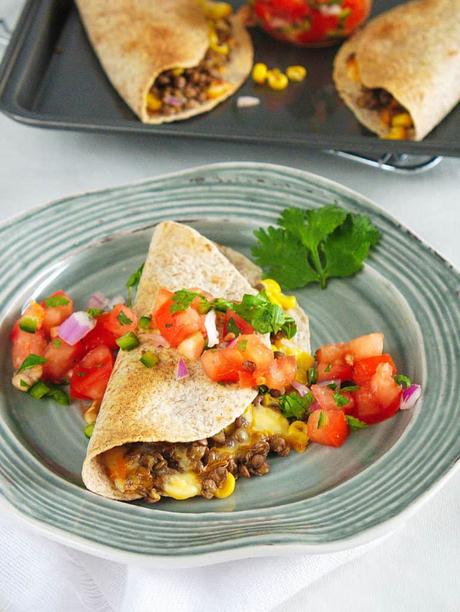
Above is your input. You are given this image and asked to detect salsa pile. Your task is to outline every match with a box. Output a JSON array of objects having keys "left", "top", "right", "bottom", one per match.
[{"left": 10, "top": 277, "right": 420, "bottom": 448}]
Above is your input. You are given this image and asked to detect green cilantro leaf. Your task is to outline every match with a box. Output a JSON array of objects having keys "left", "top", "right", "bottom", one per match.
[
  {"left": 18, "top": 354, "right": 46, "bottom": 373},
  {"left": 117, "top": 310, "right": 132, "bottom": 326},
  {"left": 279, "top": 392, "right": 314, "bottom": 419},
  {"left": 341, "top": 384, "right": 359, "bottom": 392},
  {"left": 126, "top": 263, "right": 144, "bottom": 306},
  {"left": 87, "top": 308, "right": 104, "bottom": 318},
  {"left": 252, "top": 205, "right": 380, "bottom": 290},
  {"left": 233, "top": 292, "right": 297, "bottom": 339},
  {"left": 226, "top": 317, "right": 241, "bottom": 337},
  {"left": 170, "top": 289, "right": 203, "bottom": 313},
  {"left": 44, "top": 295, "right": 69, "bottom": 308},
  {"left": 346, "top": 415, "right": 368, "bottom": 430},
  {"left": 394, "top": 374, "right": 412, "bottom": 388},
  {"left": 333, "top": 391, "right": 350, "bottom": 407}
]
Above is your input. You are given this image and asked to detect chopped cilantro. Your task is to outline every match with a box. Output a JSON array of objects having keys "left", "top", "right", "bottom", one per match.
[
  {"left": 45, "top": 295, "right": 69, "bottom": 308},
  {"left": 52, "top": 338, "right": 62, "bottom": 348},
  {"left": 333, "top": 391, "right": 350, "bottom": 407},
  {"left": 252, "top": 205, "right": 380, "bottom": 290},
  {"left": 307, "top": 367, "right": 318, "bottom": 385},
  {"left": 327, "top": 382, "right": 337, "bottom": 390},
  {"left": 324, "top": 363, "right": 332, "bottom": 373},
  {"left": 18, "top": 354, "right": 46, "bottom": 373},
  {"left": 317, "top": 411, "right": 327, "bottom": 428},
  {"left": 117, "top": 310, "right": 132, "bottom": 326},
  {"left": 170, "top": 289, "right": 202, "bottom": 313},
  {"left": 279, "top": 391, "right": 314, "bottom": 419},
  {"left": 233, "top": 292, "right": 297, "bottom": 339},
  {"left": 210, "top": 297, "right": 233, "bottom": 313},
  {"left": 394, "top": 374, "right": 412, "bottom": 388},
  {"left": 341, "top": 384, "right": 359, "bottom": 392},
  {"left": 126, "top": 263, "right": 144, "bottom": 306},
  {"left": 19, "top": 379, "right": 29, "bottom": 388},
  {"left": 226, "top": 317, "right": 241, "bottom": 337},
  {"left": 346, "top": 415, "right": 368, "bottom": 430},
  {"left": 87, "top": 308, "right": 104, "bottom": 318}
]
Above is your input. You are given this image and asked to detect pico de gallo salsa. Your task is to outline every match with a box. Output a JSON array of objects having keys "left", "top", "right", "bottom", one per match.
[{"left": 10, "top": 273, "right": 421, "bottom": 449}]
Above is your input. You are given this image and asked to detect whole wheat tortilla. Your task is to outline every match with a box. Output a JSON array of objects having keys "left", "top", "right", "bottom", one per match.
[
  {"left": 75, "top": 0, "right": 253, "bottom": 124},
  {"left": 333, "top": 0, "right": 460, "bottom": 140}
]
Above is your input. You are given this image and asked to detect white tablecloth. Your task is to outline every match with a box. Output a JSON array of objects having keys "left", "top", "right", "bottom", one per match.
[{"left": 1, "top": 2, "right": 459, "bottom": 610}]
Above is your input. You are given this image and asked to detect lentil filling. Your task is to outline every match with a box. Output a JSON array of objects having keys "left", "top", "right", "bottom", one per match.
[{"left": 147, "top": 16, "right": 233, "bottom": 116}]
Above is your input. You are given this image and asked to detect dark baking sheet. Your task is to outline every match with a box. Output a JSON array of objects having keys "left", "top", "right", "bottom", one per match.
[{"left": 0, "top": 0, "right": 459, "bottom": 156}]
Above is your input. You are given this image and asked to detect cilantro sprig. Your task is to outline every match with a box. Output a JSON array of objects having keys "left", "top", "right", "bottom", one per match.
[
  {"left": 252, "top": 205, "right": 380, "bottom": 290},
  {"left": 169, "top": 289, "right": 297, "bottom": 339},
  {"left": 279, "top": 391, "right": 314, "bottom": 419},
  {"left": 126, "top": 263, "right": 145, "bottom": 306}
]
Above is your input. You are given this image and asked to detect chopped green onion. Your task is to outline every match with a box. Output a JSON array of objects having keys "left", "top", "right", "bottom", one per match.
[
  {"left": 28, "top": 381, "right": 50, "bottom": 400},
  {"left": 18, "top": 354, "right": 46, "bottom": 373},
  {"left": 140, "top": 351, "right": 159, "bottom": 368},
  {"left": 139, "top": 315, "right": 152, "bottom": 330},
  {"left": 394, "top": 374, "right": 412, "bottom": 388},
  {"left": 307, "top": 367, "right": 317, "bottom": 385},
  {"left": 45, "top": 295, "right": 69, "bottom": 308},
  {"left": 317, "top": 411, "right": 327, "bottom": 428},
  {"left": 327, "top": 382, "right": 337, "bottom": 390},
  {"left": 333, "top": 392, "right": 349, "bottom": 407},
  {"left": 346, "top": 415, "right": 368, "bottom": 430},
  {"left": 117, "top": 310, "right": 132, "bottom": 326},
  {"left": 19, "top": 317, "right": 37, "bottom": 333},
  {"left": 126, "top": 263, "right": 144, "bottom": 306},
  {"left": 87, "top": 308, "right": 104, "bottom": 318},
  {"left": 116, "top": 332, "right": 140, "bottom": 351},
  {"left": 46, "top": 386, "right": 70, "bottom": 406},
  {"left": 52, "top": 338, "right": 62, "bottom": 348},
  {"left": 84, "top": 423, "right": 95, "bottom": 438},
  {"left": 341, "top": 384, "right": 359, "bottom": 392}
]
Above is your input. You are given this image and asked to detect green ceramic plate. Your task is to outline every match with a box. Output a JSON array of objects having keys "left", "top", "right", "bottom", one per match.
[{"left": 0, "top": 163, "right": 459, "bottom": 568}]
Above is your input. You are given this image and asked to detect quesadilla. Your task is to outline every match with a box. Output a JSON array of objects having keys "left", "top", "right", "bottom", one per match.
[
  {"left": 76, "top": 0, "right": 253, "bottom": 123},
  {"left": 333, "top": 0, "right": 460, "bottom": 140},
  {"left": 82, "top": 222, "right": 313, "bottom": 502}
]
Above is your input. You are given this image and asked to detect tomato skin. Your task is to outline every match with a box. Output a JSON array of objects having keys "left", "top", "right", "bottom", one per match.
[
  {"left": 70, "top": 345, "right": 114, "bottom": 401},
  {"left": 201, "top": 347, "right": 244, "bottom": 383},
  {"left": 317, "top": 361, "right": 353, "bottom": 383},
  {"left": 99, "top": 304, "right": 138, "bottom": 338},
  {"left": 223, "top": 310, "right": 254, "bottom": 337},
  {"left": 83, "top": 317, "right": 118, "bottom": 351},
  {"left": 42, "top": 339, "right": 83, "bottom": 383},
  {"left": 263, "top": 355, "right": 297, "bottom": 390},
  {"left": 346, "top": 333, "right": 384, "bottom": 362},
  {"left": 316, "top": 333, "right": 384, "bottom": 382},
  {"left": 350, "top": 363, "right": 402, "bottom": 424},
  {"left": 41, "top": 291, "right": 73, "bottom": 334},
  {"left": 307, "top": 409, "right": 349, "bottom": 447},
  {"left": 11, "top": 323, "right": 47, "bottom": 370},
  {"left": 154, "top": 299, "right": 203, "bottom": 348},
  {"left": 237, "top": 334, "right": 273, "bottom": 371},
  {"left": 353, "top": 354, "right": 397, "bottom": 385}
]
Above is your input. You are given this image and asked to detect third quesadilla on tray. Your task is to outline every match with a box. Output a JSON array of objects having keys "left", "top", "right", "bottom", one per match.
[
  {"left": 75, "top": 0, "right": 253, "bottom": 123},
  {"left": 333, "top": 0, "right": 460, "bottom": 141}
]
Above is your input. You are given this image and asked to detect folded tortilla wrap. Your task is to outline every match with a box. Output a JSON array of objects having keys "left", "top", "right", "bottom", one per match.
[
  {"left": 333, "top": 0, "right": 460, "bottom": 140},
  {"left": 75, "top": 0, "right": 253, "bottom": 123},
  {"left": 82, "top": 222, "right": 310, "bottom": 500}
]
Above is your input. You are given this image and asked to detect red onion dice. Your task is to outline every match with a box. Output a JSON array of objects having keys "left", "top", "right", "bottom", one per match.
[
  {"left": 176, "top": 358, "right": 189, "bottom": 380},
  {"left": 400, "top": 384, "right": 422, "bottom": 410},
  {"left": 58, "top": 312, "right": 96, "bottom": 346}
]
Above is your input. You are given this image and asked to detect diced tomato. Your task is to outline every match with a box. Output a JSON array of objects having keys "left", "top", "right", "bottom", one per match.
[
  {"left": 238, "top": 370, "right": 256, "bottom": 388},
  {"left": 11, "top": 323, "right": 47, "bottom": 370},
  {"left": 223, "top": 310, "right": 254, "bottom": 337},
  {"left": 177, "top": 331, "right": 206, "bottom": 361},
  {"left": 41, "top": 291, "right": 73, "bottom": 334},
  {"left": 42, "top": 339, "right": 84, "bottom": 383},
  {"left": 19, "top": 301, "right": 45, "bottom": 333},
  {"left": 83, "top": 317, "right": 118, "bottom": 351},
  {"left": 317, "top": 360, "right": 354, "bottom": 383},
  {"left": 99, "top": 304, "right": 138, "bottom": 338},
  {"left": 70, "top": 345, "right": 114, "bottom": 401},
  {"left": 237, "top": 334, "right": 273, "bottom": 371},
  {"left": 311, "top": 385, "right": 338, "bottom": 411},
  {"left": 154, "top": 299, "right": 203, "bottom": 347},
  {"left": 263, "top": 355, "right": 297, "bottom": 390},
  {"left": 307, "top": 409, "right": 349, "bottom": 448},
  {"left": 201, "top": 347, "right": 244, "bottom": 383},
  {"left": 353, "top": 354, "right": 397, "bottom": 385},
  {"left": 153, "top": 288, "right": 174, "bottom": 314},
  {"left": 350, "top": 362, "right": 402, "bottom": 424},
  {"left": 345, "top": 333, "right": 384, "bottom": 363}
]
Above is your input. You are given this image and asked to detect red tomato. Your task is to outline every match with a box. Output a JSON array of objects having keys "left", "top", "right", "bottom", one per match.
[
  {"left": 177, "top": 331, "right": 206, "bottom": 361},
  {"left": 346, "top": 333, "right": 384, "bottom": 362},
  {"left": 307, "top": 409, "right": 349, "bottom": 447},
  {"left": 201, "top": 347, "right": 244, "bottom": 383},
  {"left": 353, "top": 354, "right": 397, "bottom": 385},
  {"left": 99, "top": 304, "right": 138, "bottom": 338},
  {"left": 351, "top": 363, "right": 402, "bottom": 424},
  {"left": 237, "top": 334, "right": 273, "bottom": 371},
  {"left": 70, "top": 345, "right": 114, "bottom": 401},
  {"left": 316, "top": 333, "right": 384, "bottom": 381},
  {"left": 223, "top": 310, "right": 254, "bottom": 337},
  {"left": 19, "top": 301, "right": 45, "bottom": 333},
  {"left": 83, "top": 317, "right": 118, "bottom": 351},
  {"left": 253, "top": 0, "right": 371, "bottom": 46},
  {"left": 41, "top": 291, "right": 73, "bottom": 334},
  {"left": 11, "top": 323, "right": 47, "bottom": 370},
  {"left": 153, "top": 288, "right": 174, "bottom": 314},
  {"left": 42, "top": 339, "right": 83, "bottom": 383},
  {"left": 263, "top": 355, "right": 297, "bottom": 390},
  {"left": 311, "top": 384, "right": 355, "bottom": 413},
  {"left": 154, "top": 299, "right": 203, "bottom": 348}
]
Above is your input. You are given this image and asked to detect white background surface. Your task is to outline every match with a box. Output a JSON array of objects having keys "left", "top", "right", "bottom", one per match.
[{"left": 0, "top": 1, "right": 460, "bottom": 610}]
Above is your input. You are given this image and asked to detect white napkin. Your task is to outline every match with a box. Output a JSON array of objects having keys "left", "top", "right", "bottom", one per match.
[{"left": 0, "top": 511, "right": 380, "bottom": 612}]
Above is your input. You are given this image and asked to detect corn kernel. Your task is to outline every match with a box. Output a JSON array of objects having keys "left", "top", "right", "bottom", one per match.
[
  {"left": 379, "top": 108, "right": 391, "bottom": 126},
  {"left": 346, "top": 56, "right": 360, "bottom": 83},
  {"left": 286, "top": 65, "right": 307, "bottom": 82},
  {"left": 214, "top": 472, "right": 236, "bottom": 498},
  {"left": 146, "top": 92, "right": 162, "bottom": 111},
  {"left": 171, "top": 67, "right": 184, "bottom": 77},
  {"left": 163, "top": 472, "right": 201, "bottom": 500},
  {"left": 261, "top": 279, "right": 297, "bottom": 310},
  {"left": 252, "top": 405, "right": 289, "bottom": 435},
  {"left": 252, "top": 62, "right": 268, "bottom": 85},
  {"left": 207, "top": 82, "right": 231, "bottom": 99},
  {"left": 204, "top": 1, "right": 232, "bottom": 19},
  {"left": 391, "top": 112, "right": 413, "bottom": 128},
  {"left": 297, "top": 351, "right": 314, "bottom": 371},
  {"left": 385, "top": 126, "right": 406, "bottom": 140},
  {"left": 288, "top": 421, "right": 309, "bottom": 453},
  {"left": 267, "top": 70, "right": 289, "bottom": 91},
  {"left": 279, "top": 294, "right": 297, "bottom": 310},
  {"left": 261, "top": 278, "right": 281, "bottom": 294}
]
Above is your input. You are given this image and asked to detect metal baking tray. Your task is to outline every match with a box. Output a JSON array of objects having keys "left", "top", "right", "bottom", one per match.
[{"left": 0, "top": 0, "right": 459, "bottom": 158}]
